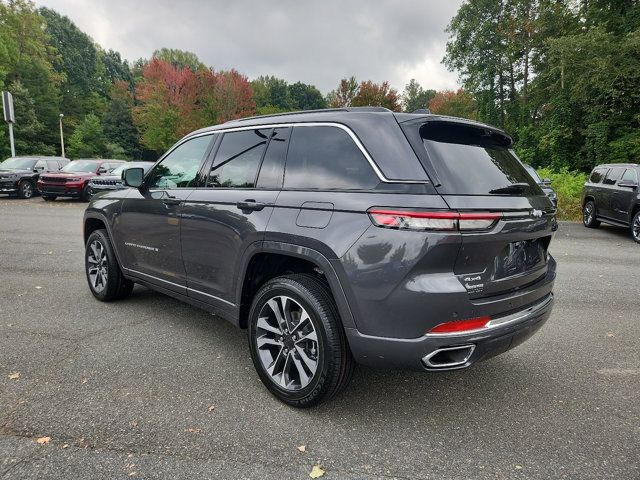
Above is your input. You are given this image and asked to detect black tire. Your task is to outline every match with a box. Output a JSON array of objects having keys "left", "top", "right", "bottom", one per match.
[
  {"left": 85, "top": 229, "right": 134, "bottom": 301},
  {"left": 583, "top": 200, "right": 600, "bottom": 228},
  {"left": 80, "top": 183, "right": 91, "bottom": 202},
  {"left": 42, "top": 195, "right": 56, "bottom": 201},
  {"left": 631, "top": 210, "right": 640, "bottom": 244},
  {"left": 247, "top": 274, "right": 354, "bottom": 408},
  {"left": 17, "top": 180, "right": 34, "bottom": 199}
]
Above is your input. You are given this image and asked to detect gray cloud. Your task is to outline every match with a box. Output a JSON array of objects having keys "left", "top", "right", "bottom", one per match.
[{"left": 37, "top": 0, "right": 462, "bottom": 94}]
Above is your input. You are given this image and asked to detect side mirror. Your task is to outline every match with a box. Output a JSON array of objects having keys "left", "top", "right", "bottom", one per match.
[
  {"left": 542, "top": 178, "right": 552, "bottom": 185},
  {"left": 618, "top": 180, "right": 638, "bottom": 189},
  {"left": 123, "top": 167, "right": 144, "bottom": 188},
  {"left": 97, "top": 167, "right": 108, "bottom": 174}
]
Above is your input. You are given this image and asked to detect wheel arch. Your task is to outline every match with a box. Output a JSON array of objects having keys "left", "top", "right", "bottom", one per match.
[
  {"left": 582, "top": 195, "right": 596, "bottom": 208},
  {"left": 236, "top": 241, "right": 356, "bottom": 331}
]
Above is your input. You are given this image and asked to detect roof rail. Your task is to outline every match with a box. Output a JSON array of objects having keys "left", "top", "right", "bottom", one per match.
[
  {"left": 225, "top": 106, "right": 392, "bottom": 124},
  {"left": 412, "top": 108, "right": 432, "bottom": 114}
]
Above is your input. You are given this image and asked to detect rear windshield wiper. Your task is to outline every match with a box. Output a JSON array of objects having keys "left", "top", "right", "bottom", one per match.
[{"left": 488, "top": 183, "right": 531, "bottom": 195}]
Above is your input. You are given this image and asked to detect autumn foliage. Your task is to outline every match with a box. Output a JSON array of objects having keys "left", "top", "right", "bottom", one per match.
[
  {"left": 428, "top": 89, "right": 477, "bottom": 119},
  {"left": 134, "top": 59, "right": 255, "bottom": 152},
  {"left": 328, "top": 77, "right": 401, "bottom": 111}
]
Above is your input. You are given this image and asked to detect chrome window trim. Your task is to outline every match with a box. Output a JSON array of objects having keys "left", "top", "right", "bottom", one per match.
[{"left": 181, "top": 122, "right": 429, "bottom": 184}]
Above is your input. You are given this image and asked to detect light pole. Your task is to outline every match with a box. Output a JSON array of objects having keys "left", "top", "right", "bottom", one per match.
[{"left": 59, "top": 113, "right": 65, "bottom": 157}]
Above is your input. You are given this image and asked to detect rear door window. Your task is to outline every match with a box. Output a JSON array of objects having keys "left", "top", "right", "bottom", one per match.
[
  {"left": 284, "top": 126, "right": 379, "bottom": 190},
  {"left": 208, "top": 129, "right": 270, "bottom": 188},
  {"left": 620, "top": 168, "right": 638, "bottom": 183},
  {"left": 603, "top": 167, "right": 623, "bottom": 185},
  {"left": 420, "top": 123, "right": 542, "bottom": 195}
]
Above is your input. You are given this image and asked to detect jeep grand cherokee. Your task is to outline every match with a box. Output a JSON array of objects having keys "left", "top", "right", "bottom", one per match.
[{"left": 83, "top": 107, "right": 557, "bottom": 407}]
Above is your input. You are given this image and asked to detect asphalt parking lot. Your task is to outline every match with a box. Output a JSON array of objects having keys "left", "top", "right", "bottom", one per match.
[{"left": 0, "top": 197, "right": 638, "bottom": 479}]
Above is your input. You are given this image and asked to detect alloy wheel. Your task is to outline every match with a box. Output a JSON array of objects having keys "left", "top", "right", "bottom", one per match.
[
  {"left": 583, "top": 202, "right": 594, "bottom": 225},
  {"left": 21, "top": 182, "right": 33, "bottom": 198},
  {"left": 87, "top": 240, "right": 108, "bottom": 293},
  {"left": 255, "top": 295, "right": 319, "bottom": 391},
  {"left": 633, "top": 213, "right": 640, "bottom": 241}
]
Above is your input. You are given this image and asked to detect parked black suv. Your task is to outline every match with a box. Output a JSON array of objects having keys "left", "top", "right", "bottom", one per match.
[
  {"left": 0, "top": 156, "right": 69, "bottom": 198},
  {"left": 88, "top": 161, "right": 154, "bottom": 198},
  {"left": 582, "top": 163, "right": 640, "bottom": 243},
  {"left": 83, "top": 108, "right": 557, "bottom": 407},
  {"left": 524, "top": 164, "right": 557, "bottom": 208}
]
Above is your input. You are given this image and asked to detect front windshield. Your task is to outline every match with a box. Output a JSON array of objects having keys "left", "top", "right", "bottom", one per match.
[
  {"left": 525, "top": 165, "right": 542, "bottom": 183},
  {"left": 0, "top": 157, "right": 37, "bottom": 170},
  {"left": 61, "top": 161, "right": 99, "bottom": 173}
]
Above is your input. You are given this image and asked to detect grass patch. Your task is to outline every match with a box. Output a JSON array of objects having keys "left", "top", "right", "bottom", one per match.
[{"left": 537, "top": 168, "right": 588, "bottom": 221}]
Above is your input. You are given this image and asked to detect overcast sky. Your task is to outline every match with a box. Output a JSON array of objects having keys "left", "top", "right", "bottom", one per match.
[{"left": 36, "top": 0, "right": 463, "bottom": 95}]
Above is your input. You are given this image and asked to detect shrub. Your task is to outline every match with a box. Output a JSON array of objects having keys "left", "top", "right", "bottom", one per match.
[{"left": 537, "top": 168, "right": 588, "bottom": 221}]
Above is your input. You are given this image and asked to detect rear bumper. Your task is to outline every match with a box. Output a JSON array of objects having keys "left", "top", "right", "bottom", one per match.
[{"left": 346, "top": 292, "right": 554, "bottom": 370}]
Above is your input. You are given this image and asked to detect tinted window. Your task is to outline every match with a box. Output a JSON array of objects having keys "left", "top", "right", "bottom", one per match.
[
  {"left": 34, "top": 160, "right": 47, "bottom": 170},
  {"left": 603, "top": 167, "right": 623, "bottom": 185},
  {"left": 420, "top": 124, "right": 541, "bottom": 195},
  {"left": 46, "top": 160, "right": 59, "bottom": 171},
  {"left": 524, "top": 165, "right": 542, "bottom": 183},
  {"left": 147, "top": 135, "right": 212, "bottom": 189},
  {"left": 589, "top": 168, "right": 606, "bottom": 183},
  {"left": 256, "top": 127, "right": 289, "bottom": 189},
  {"left": 284, "top": 126, "right": 379, "bottom": 190},
  {"left": 0, "top": 157, "right": 37, "bottom": 170},
  {"left": 620, "top": 168, "right": 638, "bottom": 183},
  {"left": 209, "top": 129, "right": 270, "bottom": 188}
]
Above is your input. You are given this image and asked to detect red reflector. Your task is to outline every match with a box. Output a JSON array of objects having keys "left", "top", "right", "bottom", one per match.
[{"left": 428, "top": 316, "right": 491, "bottom": 334}]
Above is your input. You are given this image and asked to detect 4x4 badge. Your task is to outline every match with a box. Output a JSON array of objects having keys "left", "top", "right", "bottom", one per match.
[{"left": 531, "top": 209, "right": 543, "bottom": 218}]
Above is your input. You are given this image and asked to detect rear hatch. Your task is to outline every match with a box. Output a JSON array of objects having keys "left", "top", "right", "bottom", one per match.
[{"left": 400, "top": 117, "right": 556, "bottom": 299}]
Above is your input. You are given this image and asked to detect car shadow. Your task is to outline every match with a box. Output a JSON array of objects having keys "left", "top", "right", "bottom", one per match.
[{"left": 119, "top": 286, "right": 558, "bottom": 419}]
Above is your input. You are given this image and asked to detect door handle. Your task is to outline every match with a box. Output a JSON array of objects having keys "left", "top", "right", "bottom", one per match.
[
  {"left": 162, "top": 197, "right": 182, "bottom": 206},
  {"left": 236, "top": 199, "right": 266, "bottom": 211}
]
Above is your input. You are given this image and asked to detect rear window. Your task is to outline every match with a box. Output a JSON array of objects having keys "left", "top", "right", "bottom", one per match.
[
  {"left": 589, "top": 168, "right": 606, "bottom": 183},
  {"left": 420, "top": 123, "right": 542, "bottom": 196}
]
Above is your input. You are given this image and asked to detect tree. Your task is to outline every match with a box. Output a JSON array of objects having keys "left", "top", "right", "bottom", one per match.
[
  {"left": 250, "top": 75, "right": 293, "bottom": 114},
  {"left": 429, "top": 89, "right": 477, "bottom": 119},
  {"left": 402, "top": 79, "right": 436, "bottom": 112},
  {"left": 67, "top": 113, "right": 113, "bottom": 158},
  {"left": 289, "top": 82, "right": 326, "bottom": 110},
  {"left": 40, "top": 7, "right": 104, "bottom": 131},
  {"left": 103, "top": 81, "right": 140, "bottom": 159},
  {"left": 0, "top": 0, "right": 61, "bottom": 153},
  {"left": 352, "top": 80, "right": 401, "bottom": 111},
  {"left": 5, "top": 80, "right": 55, "bottom": 155},
  {"left": 153, "top": 48, "right": 205, "bottom": 72},
  {"left": 327, "top": 76, "right": 359, "bottom": 107}
]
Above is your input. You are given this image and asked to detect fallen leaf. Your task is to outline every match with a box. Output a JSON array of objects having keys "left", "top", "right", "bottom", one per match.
[
  {"left": 606, "top": 332, "right": 615, "bottom": 337},
  {"left": 8, "top": 372, "right": 20, "bottom": 380},
  {"left": 185, "top": 428, "right": 201, "bottom": 434},
  {"left": 36, "top": 436, "right": 50, "bottom": 445},
  {"left": 35, "top": 286, "right": 42, "bottom": 290},
  {"left": 297, "top": 445, "right": 306, "bottom": 453},
  {"left": 515, "top": 465, "right": 523, "bottom": 470},
  {"left": 62, "top": 444, "right": 69, "bottom": 449},
  {"left": 130, "top": 421, "right": 139, "bottom": 428},
  {"left": 309, "top": 465, "right": 325, "bottom": 478},
  {"left": 207, "top": 405, "right": 215, "bottom": 412}
]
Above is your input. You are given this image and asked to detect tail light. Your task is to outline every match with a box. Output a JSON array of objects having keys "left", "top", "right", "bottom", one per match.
[
  {"left": 368, "top": 209, "right": 501, "bottom": 231},
  {"left": 428, "top": 316, "right": 491, "bottom": 334}
]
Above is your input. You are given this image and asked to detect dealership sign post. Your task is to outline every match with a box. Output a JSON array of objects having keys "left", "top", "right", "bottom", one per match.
[{"left": 2, "top": 91, "right": 16, "bottom": 157}]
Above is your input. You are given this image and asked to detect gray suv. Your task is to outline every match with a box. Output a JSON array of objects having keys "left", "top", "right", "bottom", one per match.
[{"left": 83, "top": 108, "right": 557, "bottom": 407}]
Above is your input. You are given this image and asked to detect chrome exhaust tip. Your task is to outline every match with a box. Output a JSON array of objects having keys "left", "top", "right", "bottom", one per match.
[{"left": 422, "top": 344, "right": 475, "bottom": 369}]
